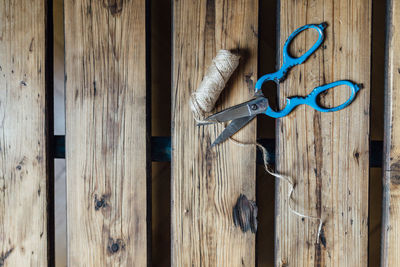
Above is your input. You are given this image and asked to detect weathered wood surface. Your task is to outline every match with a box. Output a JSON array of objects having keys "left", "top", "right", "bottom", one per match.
[
  {"left": 65, "top": 0, "right": 149, "bottom": 265},
  {"left": 275, "top": 1, "right": 371, "bottom": 266},
  {"left": 0, "top": 0, "right": 52, "bottom": 266},
  {"left": 172, "top": 0, "right": 258, "bottom": 266},
  {"left": 382, "top": 0, "right": 400, "bottom": 265}
]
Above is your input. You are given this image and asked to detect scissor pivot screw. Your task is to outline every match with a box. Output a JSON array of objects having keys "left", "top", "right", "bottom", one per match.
[{"left": 251, "top": 104, "right": 258, "bottom": 110}]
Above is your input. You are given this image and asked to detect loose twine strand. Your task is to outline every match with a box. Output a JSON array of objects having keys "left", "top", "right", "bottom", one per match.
[
  {"left": 228, "top": 137, "right": 324, "bottom": 243},
  {"left": 189, "top": 50, "right": 240, "bottom": 122},
  {"left": 190, "top": 50, "right": 323, "bottom": 243}
]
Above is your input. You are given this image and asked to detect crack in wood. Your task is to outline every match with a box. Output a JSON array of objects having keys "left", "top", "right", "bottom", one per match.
[{"left": 0, "top": 248, "right": 14, "bottom": 266}]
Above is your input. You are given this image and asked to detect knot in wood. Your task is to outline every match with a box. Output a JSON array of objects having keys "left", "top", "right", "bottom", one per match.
[
  {"left": 232, "top": 194, "right": 258, "bottom": 233},
  {"left": 107, "top": 238, "right": 125, "bottom": 255}
]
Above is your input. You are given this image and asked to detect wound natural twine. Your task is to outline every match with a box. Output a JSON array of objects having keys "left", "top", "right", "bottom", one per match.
[{"left": 190, "top": 50, "right": 240, "bottom": 122}]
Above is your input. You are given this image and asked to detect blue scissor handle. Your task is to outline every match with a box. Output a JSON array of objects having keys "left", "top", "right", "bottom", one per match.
[
  {"left": 255, "top": 23, "right": 327, "bottom": 91},
  {"left": 265, "top": 80, "right": 361, "bottom": 118}
]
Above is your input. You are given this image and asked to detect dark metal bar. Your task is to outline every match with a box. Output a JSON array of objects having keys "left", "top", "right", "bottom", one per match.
[
  {"left": 54, "top": 135, "right": 65, "bottom": 159},
  {"left": 151, "top": 136, "right": 171, "bottom": 162},
  {"left": 54, "top": 135, "right": 382, "bottom": 167}
]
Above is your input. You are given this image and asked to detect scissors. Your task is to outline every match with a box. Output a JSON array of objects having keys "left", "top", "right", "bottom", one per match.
[{"left": 201, "top": 23, "right": 360, "bottom": 147}]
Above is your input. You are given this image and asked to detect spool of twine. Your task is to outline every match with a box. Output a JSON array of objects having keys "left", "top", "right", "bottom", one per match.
[{"left": 190, "top": 50, "right": 240, "bottom": 122}]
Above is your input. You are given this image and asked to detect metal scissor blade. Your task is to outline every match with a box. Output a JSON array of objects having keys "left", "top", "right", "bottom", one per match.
[
  {"left": 211, "top": 115, "right": 256, "bottom": 147},
  {"left": 205, "top": 97, "right": 268, "bottom": 123}
]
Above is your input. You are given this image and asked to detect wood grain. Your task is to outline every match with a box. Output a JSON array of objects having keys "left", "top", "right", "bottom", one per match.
[
  {"left": 172, "top": 0, "right": 258, "bottom": 266},
  {"left": 275, "top": 1, "right": 371, "bottom": 266},
  {"left": 0, "top": 0, "right": 51, "bottom": 266},
  {"left": 65, "top": 0, "right": 149, "bottom": 265},
  {"left": 382, "top": 0, "right": 400, "bottom": 265}
]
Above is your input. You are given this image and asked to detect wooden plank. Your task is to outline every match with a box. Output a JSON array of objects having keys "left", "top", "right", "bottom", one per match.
[
  {"left": 64, "top": 0, "right": 149, "bottom": 265},
  {"left": 172, "top": 0, "right": 258, "bottom": 266},
  {"left": 275, "top": 1, "right": 371, "bottom": 266},
  {"left": 0, "top": 0, "right": 52, "bottom": 266},
  {"left": 382, "top": 0, "right": 400, "bottom": 265}
]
